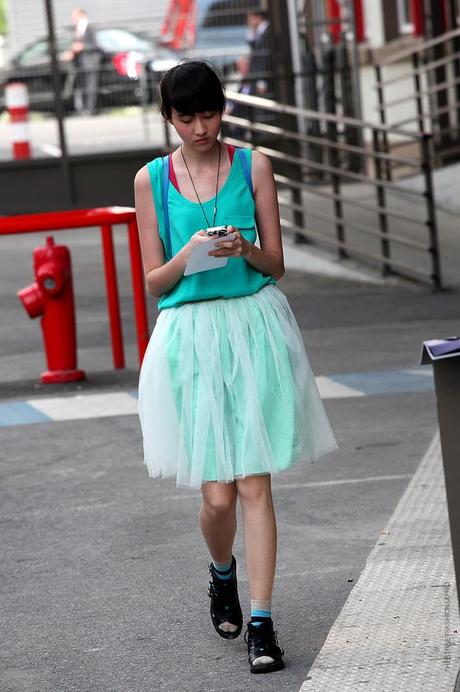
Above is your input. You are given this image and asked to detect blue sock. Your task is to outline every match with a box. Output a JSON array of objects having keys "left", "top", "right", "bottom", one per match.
[
  {"left": 250, "top": 601, "right": 272, "bottom": 627},
  {"left": 212, "top": 556, "right": 234, "bottom": 581}
]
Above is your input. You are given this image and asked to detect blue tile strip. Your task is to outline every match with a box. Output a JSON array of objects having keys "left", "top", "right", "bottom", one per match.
[
  {"left": 0, "top": 402, "right": 52, "bottom": 427},
  {"left": 328, "top": 369, "right": 434, "bottom": 396},
  {"left": 0, "top": 370, "right": 434, "bottom": 429}
]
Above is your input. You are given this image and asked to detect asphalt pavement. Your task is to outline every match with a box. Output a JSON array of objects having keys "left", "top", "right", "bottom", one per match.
[{"left": 1, "top": 191, "right": 460, "bottom": 691}]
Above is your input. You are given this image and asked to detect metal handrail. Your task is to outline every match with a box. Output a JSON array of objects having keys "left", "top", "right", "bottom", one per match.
[
  {"left": 225, "top": 113, "right": 421, "bottom": 168},
  {"left": 281, "top": 217, "right": 434, "bottom": 285},
  {"left": 379, "top": 75, "right": 460, "bottom": 109},
  {"left": 277, "top": 197, "right": 430, "bottom": 251},
  {"left": 253, "top": 139, "right": 425, "bottom": 196},
  {"left": 274, "top": 173, "right": 427, "bottom": 227},
  {"left": 374, "top": 27, "right": 460, "bottom": 170},
  {"left": 377, "top": 26, "right": 460, "bottom": 66},
  {"left": 225, "top": 90, "right": 426, "bottom": 140},
  {"left": 375, "top": 50, "right": 460, "bottom": 88},
  {"left": 222, "top": 90, "right": 441, "bottom": 289}
]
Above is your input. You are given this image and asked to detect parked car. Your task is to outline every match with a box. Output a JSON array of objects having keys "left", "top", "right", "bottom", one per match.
[
  {"left": 0, "top": 26, "right": 162, "bottom": 112},
  {"left": 193, "top": 0, "right": 251, "bottom": 73}
]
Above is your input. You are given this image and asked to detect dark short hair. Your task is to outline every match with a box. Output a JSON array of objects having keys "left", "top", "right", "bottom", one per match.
[
  {"left": 248, "top": 9, "right": 268, "bottom": 20},
  {"left": 159, "top": 60, "right": 226, "bottom": 120}
]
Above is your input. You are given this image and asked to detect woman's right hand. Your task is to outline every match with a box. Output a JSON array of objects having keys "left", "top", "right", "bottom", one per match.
[{"left": 179, "top": 230, "right": 210, "bottom": 262}]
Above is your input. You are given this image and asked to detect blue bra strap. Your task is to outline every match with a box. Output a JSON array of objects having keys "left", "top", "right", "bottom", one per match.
[
  {"left": 161, "top": 155, "right": 172, "bottom": 259},
  {"left": 236, "top": 148, "right": 254, "bottom": 198}
]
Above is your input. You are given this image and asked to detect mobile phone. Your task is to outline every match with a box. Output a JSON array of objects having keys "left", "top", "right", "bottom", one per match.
[{"left": 206, "top": 225, "right": 229, "bottom": 237}]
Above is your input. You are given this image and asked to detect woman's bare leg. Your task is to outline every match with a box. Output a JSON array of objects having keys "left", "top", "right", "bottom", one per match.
[
  {"left": 200, "top": 481, "right": 238, "bottom": 562},
  {"left": 236, "top": 474, "right": 276, "bottom": 601}
]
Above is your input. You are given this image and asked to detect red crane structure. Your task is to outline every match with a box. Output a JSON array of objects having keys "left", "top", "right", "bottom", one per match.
[{"left": 160, "top": 0, "right": 197, "bottom": 50}]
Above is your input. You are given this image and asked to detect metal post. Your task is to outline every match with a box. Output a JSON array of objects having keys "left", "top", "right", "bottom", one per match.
[
  {"left": 451, "top": 29, "right": 460, "bottom": 135},
  {"left": 421, "top": 133, "right": 443, "bottom": 290},
  {"left": 324, "top": 45, "right": 346, "bottom": 259},
  {"left": 337, "top": 36, "right": 361, "bottom": 172},
  {"left": 429, "top": 0, "right": 449, "bottom": 144},
  {"left": 412, "top": 53, "right": 425, "bottom": 134},
  {"left": 330, "top": 148, "right": 346, "bottom": 260},
  {"left": 344, "top": 0, "right": 363, "bottom": 122},
  {"left": 372, "top": 129, "right": 392, "bottom": 276},
  {"left": 43, "top": 0, "right": 74, "bottom": 205},
  {"left": 266, "top": 0, "right": 305, "bottom": 245},
  {"left": 375, "top": 64, "right": 392, "bottom": 180},
  {"left": 303, "top": 35, "right": 322, "bottom": 167}
]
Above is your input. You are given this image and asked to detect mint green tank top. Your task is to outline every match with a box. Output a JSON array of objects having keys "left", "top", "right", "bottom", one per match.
[{"left": 147, "top": 147, "right": 275, "bottom": 310}]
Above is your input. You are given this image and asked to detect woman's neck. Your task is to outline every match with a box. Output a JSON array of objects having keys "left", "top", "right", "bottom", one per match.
[{"left": 179, "top": 140, "right": 221, "bottom": 167}]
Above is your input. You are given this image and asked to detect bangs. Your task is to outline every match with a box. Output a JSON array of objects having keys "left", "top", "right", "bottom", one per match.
[
  {"left": 160, "top": 61, "right": 226, "bottom": 119},
  {"left": 171, "top": 85, "right": 224, "bottom": 116}
]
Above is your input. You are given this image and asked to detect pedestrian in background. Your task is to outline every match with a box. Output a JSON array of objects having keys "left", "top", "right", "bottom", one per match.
[
  {"left": 245, "top": 7, "right": 276, "bottom": 141},
  {"left": 69, "top": 8, "right": 100, "bottom": 115},
  {"left": 134, "top": 61, "right": 337, "bottom": 675},
  {"left": 246, "top": 7, "right": 272, "bottom": 97}
]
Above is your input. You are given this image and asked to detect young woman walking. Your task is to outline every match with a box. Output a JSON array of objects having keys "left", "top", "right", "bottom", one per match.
[{"left": 135, "top": 60, "right": 337, "bottom": 675}]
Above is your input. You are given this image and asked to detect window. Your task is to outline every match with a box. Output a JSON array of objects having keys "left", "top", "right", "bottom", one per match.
[{"left": 397, "top": 0, "right": 414, "bottom": 34}]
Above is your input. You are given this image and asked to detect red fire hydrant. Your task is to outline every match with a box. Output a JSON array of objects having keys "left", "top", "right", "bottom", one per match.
[{"left": 18, "top": 236, "right": 85, "bottom": 383}]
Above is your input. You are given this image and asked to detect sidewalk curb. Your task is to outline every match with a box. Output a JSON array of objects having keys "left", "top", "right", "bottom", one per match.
[{"left": 299, "top": 432, "right": 460, "bottom": 691}]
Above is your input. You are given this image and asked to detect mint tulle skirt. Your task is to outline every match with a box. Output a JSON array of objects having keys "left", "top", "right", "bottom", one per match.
[{"left": 138, "top": 284, "right": 337, "bottom": 488}]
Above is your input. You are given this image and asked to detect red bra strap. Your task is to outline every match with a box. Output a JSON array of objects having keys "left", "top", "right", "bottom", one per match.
[{"left": 169, "top": 144, "right": 235, "bottom": 191}]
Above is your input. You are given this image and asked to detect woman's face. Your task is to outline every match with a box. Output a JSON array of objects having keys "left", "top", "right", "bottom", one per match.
[{"left": 170, "top": 109, "right": 222, "bottom": 152}]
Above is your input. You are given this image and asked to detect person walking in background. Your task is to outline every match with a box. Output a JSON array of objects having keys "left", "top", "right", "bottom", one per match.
[
  {"left": 245, "top": 7, "right": 276, "bottom": 141},
  {"left": 70, "top": 8, "right": 100, "bottom": 115},
  {"left": 246, "top": 7, "right": 272, "bottom": 97},
  {"left": 134, "top": 61, "right": 337, "bottom": 674}
]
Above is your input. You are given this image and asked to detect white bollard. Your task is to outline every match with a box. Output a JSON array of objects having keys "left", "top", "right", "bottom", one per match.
[{"left": 5, "top": 82, "right": 31, "bottom": 159}]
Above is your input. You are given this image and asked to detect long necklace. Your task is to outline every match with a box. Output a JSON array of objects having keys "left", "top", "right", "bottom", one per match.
[{"left": 180, "top": 142, "right": 221, "bottom": 228}]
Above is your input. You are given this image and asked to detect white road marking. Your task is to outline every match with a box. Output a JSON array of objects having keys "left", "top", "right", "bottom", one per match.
[
  {"left": 316, "top": 376, "right": 365, "bottom": 399},
  {"left": 164, "top": 473, "right": 413, "bottom": 501},
  {"left": 27, "top": 391, "right": 138, "bottom": 421}
]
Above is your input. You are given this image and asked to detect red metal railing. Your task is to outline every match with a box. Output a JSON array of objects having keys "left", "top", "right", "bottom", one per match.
[{"left": 0, "top": 207, "right": 149, "bottom": 367}]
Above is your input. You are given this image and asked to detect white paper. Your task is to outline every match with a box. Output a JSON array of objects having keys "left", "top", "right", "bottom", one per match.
[{"left": 184, "top": 232, "right": 237, "bottom": 276}]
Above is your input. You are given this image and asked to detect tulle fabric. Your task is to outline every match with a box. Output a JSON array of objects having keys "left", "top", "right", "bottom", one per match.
[{"left": 138, "top": 284, "right": 337, "bottom": 488}]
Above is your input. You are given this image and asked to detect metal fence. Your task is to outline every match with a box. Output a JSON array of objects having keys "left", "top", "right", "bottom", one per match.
[
  {"left": 0, "top": 0, "right": 264, "bottom": 160},
  {"left": 222, "top": 89, "right": 442, "bottom": 289},
  {"left": 375, "top": 27, "right": 460, "bottom": 167},
  {"left": 0, "top": 0, "right": 365, "bottom": 162}
]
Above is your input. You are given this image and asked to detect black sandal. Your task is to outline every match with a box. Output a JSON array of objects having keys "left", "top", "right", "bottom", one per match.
[
  {"left": 208, "top": 556, "right": 243, "bottom": 640},
  {"left": 245, "top": 619, "right": 285, "bottom": 674}
]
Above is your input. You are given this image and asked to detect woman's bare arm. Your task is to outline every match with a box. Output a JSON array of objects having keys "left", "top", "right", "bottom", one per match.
[{"left": 134, "top": 166, "right": 207, "bottom": 297}]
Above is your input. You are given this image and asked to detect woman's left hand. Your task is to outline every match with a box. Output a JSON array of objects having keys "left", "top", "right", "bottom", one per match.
[{"left": 207, "top": 226, "right": 251, "bottom": 258}]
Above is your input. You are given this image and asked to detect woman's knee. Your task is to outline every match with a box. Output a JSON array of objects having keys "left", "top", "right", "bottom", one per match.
[
  {"left": 201, "top": 482, "right": 237, "bottom": 519},
  {"left": 236, "top": 474, "right": 273, "bottom": 506}
]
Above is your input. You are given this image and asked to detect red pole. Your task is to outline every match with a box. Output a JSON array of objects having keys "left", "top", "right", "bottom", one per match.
[
  {"left": 410, "top": 0, "right": 425, "bottom": 36},
  {"left": 127, "top": 219, "right": 150, "bottom": 365},
  {"left": 353, "top": 0, "right": 365, "bottom": 43},
  {"left": 100, "top": 224, "right": 125, "bottom": 369},
  {"left": 326, "top": 0, "right": 342, "bottom": 43}
]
